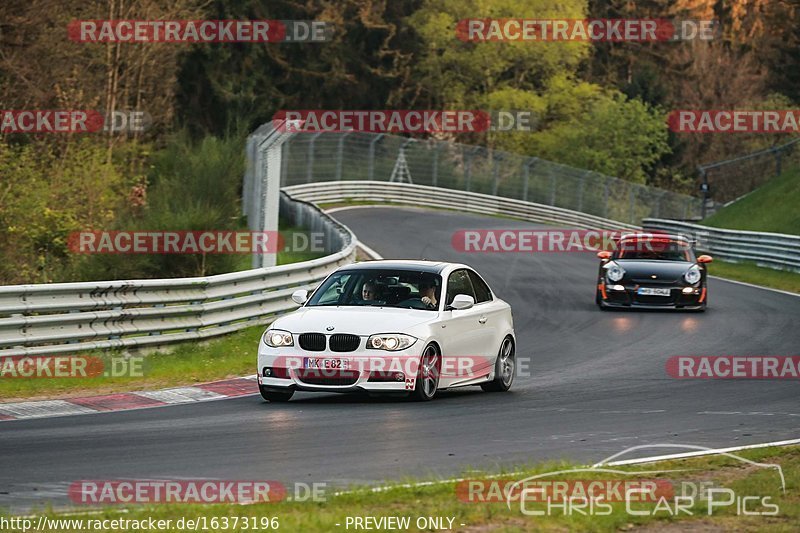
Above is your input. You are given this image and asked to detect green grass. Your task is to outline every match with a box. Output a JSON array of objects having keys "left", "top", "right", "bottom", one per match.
[
  {"left": 4, "top": 445, "right": 798, "bottom": 532},
  {"left": 702, "top": 166, "right": 800, "bottom": 235},
  {"left": 0, "top": 325, "right": 263, "bottom": 401},
  {"left": 711, "top": 260, "right": 800, "bottom": 294}
]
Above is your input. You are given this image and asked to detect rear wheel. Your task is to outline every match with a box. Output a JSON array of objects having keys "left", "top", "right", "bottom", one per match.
[
  {"left": 482, "top": 337, "right": 515, "bottom": 392},
  {"left": 259, "top": 386, "right": 294, "bottom": 402},
  {"left": 411, "top": 344, "right": 440, "bottom": 401}
]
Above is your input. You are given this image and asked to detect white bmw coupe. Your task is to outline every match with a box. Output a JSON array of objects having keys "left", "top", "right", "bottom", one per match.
[{"left": 257, "top": 260, "right": 516, "bottom": 401}]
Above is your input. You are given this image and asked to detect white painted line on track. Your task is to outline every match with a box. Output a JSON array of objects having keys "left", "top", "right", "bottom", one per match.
[
  {"left": 329, "top": 437, "right": 800, "bottom": 498},
  {"left": 600, "top": 438, "right": 800, "bottom": 466},
  {"left": 356, "top": 242, "right": 383, "bottom": 260},
  {"left": 133, "top": 387, "right": 225, "bottom": 404},
  {"left": 709, "top": 275, "right": 800, "bottom": 298},
  {"left": 0, "top": 400, "right": 97, "bottom": 419}
]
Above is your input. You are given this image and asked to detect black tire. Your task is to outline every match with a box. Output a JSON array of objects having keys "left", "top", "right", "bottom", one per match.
[
  {"left": 482, "top": 337, "right": 515, "bottom": 392},
  {"left": 259, "top": 386, "right": 294, "bottom": 402},
  {"left": 410, "top": 344, "right": 440, "bottom": 401},
  {"left": 596, "top": 289, "right": 610, "bottom": 310}
]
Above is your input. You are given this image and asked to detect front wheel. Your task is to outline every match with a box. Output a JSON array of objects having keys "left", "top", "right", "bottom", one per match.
[
  {"left": 410, "top": 344, "right": 440, "bottom": 401},
  {"left": 482, "top": 337, "right": 515, "bottom": 392},
  {"left": 259, "top": 386, "right": 294, "bottom": 402}
]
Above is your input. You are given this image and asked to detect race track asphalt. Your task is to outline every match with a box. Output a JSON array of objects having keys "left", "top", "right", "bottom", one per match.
[{"left": 1, "top": 206, "right": 798, "bottom": 512}]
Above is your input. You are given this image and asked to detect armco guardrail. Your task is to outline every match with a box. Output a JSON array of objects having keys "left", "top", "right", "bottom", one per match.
[
  {"left": 0, "top": 192, "right": 357, "bottom": 357},
  {"left": 643, "top": 218, "right": 800, "bottom": 273},
  {"left": 0, "top": 181, "right": 642, "bottom": 357},
  {"left": 285, "top": 181, "right": 640, "bottom": 232},
  {"left": 7, "top": 179, "right": 792, "bottom": 357}
]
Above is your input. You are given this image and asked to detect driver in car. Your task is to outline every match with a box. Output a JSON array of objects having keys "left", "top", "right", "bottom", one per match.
[
  {"left": 419, "top": 280, "right": 438, "bottom": 309},
  {"left": 361, "top": 280, "right": 378, "bottom": 301}
]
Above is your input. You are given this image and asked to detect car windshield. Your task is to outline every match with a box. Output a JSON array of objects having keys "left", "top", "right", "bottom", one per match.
[
  {"left": 306, "top": 269, "right": 443, "bottom": 310},
  {"left": 614, "top": 239, "right": 694, "bottom": 262}
]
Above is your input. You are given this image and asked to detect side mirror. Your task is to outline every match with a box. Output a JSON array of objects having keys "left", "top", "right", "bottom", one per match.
[
  {"left": 697, "top": 255, "right": 713, "bottom": 264},
  {"left": 449, "top": 294, "right": 475, "bottom": 310},
  {"left": 291, "top": 289, "right": 308, "bottom": 305},
  {"left": 597, "top": 251, "right": 612, "bottom": 260}
]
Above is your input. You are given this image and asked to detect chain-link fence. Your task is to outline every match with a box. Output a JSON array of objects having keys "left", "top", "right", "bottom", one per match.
[
  {"left": 279, "top": 132, "right": 702, "bottom": 225},
  {"left": 699, "top": 138, "right": 800, "bottom": 207}
]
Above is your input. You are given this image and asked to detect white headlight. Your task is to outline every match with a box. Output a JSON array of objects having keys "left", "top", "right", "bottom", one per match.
[
  {"left": 606, "top": 262, "right": 625, "bottom": 282},
  {"left": 367, "top": 334, "right": 417, "bottom": 351},
  {"left": 685, "top": 265, "right": 701, "bottom": 285},
  {"left": 263, "top": 329, "right": 294, "bottom": 347}
]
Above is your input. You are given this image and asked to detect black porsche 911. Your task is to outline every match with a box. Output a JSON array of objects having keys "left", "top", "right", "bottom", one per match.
[{"left": 595, "top": 233, "right": 712, "bottom": 311}]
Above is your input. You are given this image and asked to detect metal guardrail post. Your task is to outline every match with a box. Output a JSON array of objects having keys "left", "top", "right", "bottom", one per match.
[
  {"left": 654, "top": 192, "right": 663, "bottom": 219},
  {"left": 281, "top": 141, "right": 290, "bottom": 187},
  {"left": 698, "top": 166, "right": 709, "bottom": 219},
  {"left": 522, "top": 157, "right": 537, "bottom": 203},
  {"left": 306, "top": 132, "right": 323, "bottom": 183},
  {"left": 628, "top": 188, "right": 635, "bottom": 225},
  {"left": 335, "top": 132, "right": 352, "bottom": 181},
  {"left": 491, "top": 152, "right": 503, "bottom": 196},
  {"left": 367, "top": 133, "right": 384, "bottom": 182},
  {"left": 464, "top": 147, "right": 481, "bottom": 192},
  {"left": 431, "top": 144, "right": 442, "bottom": 187},
  {"left": 577, "top": 172, "right": 587, "bottom": 213}
]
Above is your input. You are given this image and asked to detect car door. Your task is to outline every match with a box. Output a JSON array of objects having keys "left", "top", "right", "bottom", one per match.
[
  {"left": 440, "top": 268, "right": 493, "bottom": 386},
  {"left": 467, "top": 269, "right": 508, "bottom": 375}
]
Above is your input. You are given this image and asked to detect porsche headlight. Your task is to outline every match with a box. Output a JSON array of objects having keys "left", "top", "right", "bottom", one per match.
[
  {"left": 263, "top": 329, "right": 294, "bottom": 347},
  {"left": 605, "top": 262, "right": 625, "bottom": 283},
  {"left": 367, "top": 334, "right": 417, "bottom": 351},
  {"left": 684, "top": 265, "right": 702, "bottom": 285}
]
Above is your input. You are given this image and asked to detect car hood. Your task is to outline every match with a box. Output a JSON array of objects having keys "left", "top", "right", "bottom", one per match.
[
  {"left": 272, "top": 306, "right": 439, "bottom": 336},
  {"left": 615, "top": 260, "right": 695, "bottom": 282}
]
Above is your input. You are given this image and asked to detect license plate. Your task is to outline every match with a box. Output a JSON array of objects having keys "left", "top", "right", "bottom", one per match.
[
  {"left": 303, "top": 357, "right": 350, "bottom": 370},
  {"left": 637, "top": 287, "right": 671, "bottom": 296}
]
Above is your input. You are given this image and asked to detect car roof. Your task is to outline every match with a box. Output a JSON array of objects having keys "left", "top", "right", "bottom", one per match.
[
  {"left": 337, "top": 260, "right": 453, "bottom": 274},
  {"left": 619, "top": 233, "right": 691, "bottom": 242}
]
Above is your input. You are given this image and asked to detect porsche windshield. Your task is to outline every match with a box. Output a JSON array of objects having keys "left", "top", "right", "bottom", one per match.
[
  {"left": 614, "top": 239, "right": 694, "bottom": 262},
  {"left": 307, "top": 270, "right": 442, "bottom": 310}
]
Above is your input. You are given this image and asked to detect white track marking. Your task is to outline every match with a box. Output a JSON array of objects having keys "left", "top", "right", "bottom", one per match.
[
  {"left": 0, "top": 400, "right": 96, "bottom": 419},
  {"left": 134, "top": 387, "right": 225, "bottom": 404},
  {"left": 601, "top": 438, "right": 800, "bottom": 466},
  {"left": 709, "top": 275, "right": 800, "bottom": 298}
]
